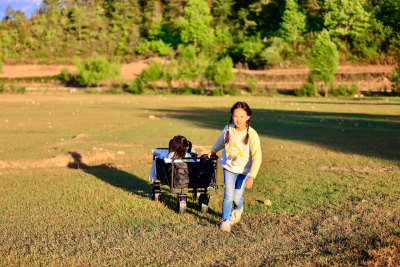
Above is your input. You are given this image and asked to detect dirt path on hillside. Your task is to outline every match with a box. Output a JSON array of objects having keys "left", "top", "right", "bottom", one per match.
[
  {"left": 1, "top": 60, "right": 394, "bottom": 79},
  {"left": 0, "top": 60, "right": 150, "bottom": 80},
  {"left": 0, "top": 61, "right": 395, "bottom": 91}
]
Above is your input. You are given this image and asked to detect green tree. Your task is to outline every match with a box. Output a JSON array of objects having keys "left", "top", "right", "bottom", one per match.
[
  {"left": 211, "top": 56, "right": 235, "bottom": 91},
  {"left": 76, "top": 57, "right": 121, "bottom": 87},
  {"left": 389, "top": 63, "right": 400, "bottom": 95},
  {"left": 323, "top": 0, "right": 374, "bottom": 55},
  {"left": 307, "top": 29, "right": 339, "bottom": 97},
  {"left": 105, "top": 0, "right": 141, "bottom": 55},
  {"left": 179, "top": 0, "right": 215, "bottom": 48},
  {"left": 374, "top": 0, "right": 400, "bottom": 56},
  {"left": 280, "top": 0, "right": 306, "bottom": 45}
]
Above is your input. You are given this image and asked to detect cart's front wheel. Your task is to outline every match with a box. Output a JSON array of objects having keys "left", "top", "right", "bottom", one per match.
[
  {"left": 152, "top": 192, "right": 161, "bottom": 201},
  {"left": 198, "top": 193, "right": 210, "bottom": 213},
  {"left": 177, "top": 195, "right": 187, "bottom": 213},
  {"left": 152, "top": 186, "right": 161, "bottom": 202},
  {"left": 193, "top": 191, "right": 201, "bottom": 201}
]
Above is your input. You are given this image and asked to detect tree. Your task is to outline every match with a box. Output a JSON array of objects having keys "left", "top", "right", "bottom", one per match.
[
  {"left": 179, "top": 0, "right": 215, "bottom": 48},
  {"left": 279, "top": 0, "right": 306, "bottom": 45},
  {"left": 76, "top": 57, "right": 121, "bottom": 87},
  {"left": 104, "top": 0, "right": 141, "bottom": 55},
  {"left": 212, "top": 56, "right": 235, "bottom": 88},
  {"left": 306, "top": 29, "right": 339, "bottom": 97},
  {"left": 323, "top": 0, "right": 373, "bottom": 52}
]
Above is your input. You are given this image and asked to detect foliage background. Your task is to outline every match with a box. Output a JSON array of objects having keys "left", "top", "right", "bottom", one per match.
[{"left": 0, "top": 0, "right": 399, "bottom": 66}]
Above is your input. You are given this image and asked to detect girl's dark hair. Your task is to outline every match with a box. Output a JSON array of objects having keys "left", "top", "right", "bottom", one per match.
[
  {"left": 169, "top": 135, "right": 191, "bottom": 159},
  {"left": 225, "top": 102, "right": 252, "bottom": 145}
]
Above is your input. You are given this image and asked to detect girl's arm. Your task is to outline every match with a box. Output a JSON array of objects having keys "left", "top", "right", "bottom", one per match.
[
  {"left": 211, "top": 127, "right": 227, "bottom": 154},
  {"left": 248, "top": 129, "right": 262, "bottom": 179}
]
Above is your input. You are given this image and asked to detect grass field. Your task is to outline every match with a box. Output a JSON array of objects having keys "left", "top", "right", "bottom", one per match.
[{"left": 1, "top": 93, "right": 399, "bottom": 266}]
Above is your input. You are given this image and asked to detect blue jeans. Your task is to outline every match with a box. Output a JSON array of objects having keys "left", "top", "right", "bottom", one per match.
[{"left": 222, "top": 169, "right": 249, "bottom": 221}]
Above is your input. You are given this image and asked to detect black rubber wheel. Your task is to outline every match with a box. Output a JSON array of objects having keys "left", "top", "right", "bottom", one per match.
[{"left": 198, "top": 194, "right": 210, "bottom": 213}]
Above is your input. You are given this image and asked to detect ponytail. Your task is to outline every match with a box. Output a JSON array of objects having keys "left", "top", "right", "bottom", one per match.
[
  {"left": 224, "top": 118, "right": 233, "bottom": 144},
  {"left": 244, "top": 119, "right": 250, "bottom": 145}
]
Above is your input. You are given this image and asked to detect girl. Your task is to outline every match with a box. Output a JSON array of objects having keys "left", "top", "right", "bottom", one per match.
[{"left": 210, "top": 102, "right": 262, "bottom": 232}]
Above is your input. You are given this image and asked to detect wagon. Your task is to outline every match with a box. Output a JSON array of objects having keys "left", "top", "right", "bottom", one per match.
[{"left": 150, "top": 148, "right": 218, "bottom": 213}]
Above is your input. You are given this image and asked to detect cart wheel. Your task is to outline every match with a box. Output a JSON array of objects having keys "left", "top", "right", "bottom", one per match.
[
  {"left": 198, "top": 194, "right": 210, "bottom": 213},
  {"left": 152, "top": 186, "right": 161, "bottom": 202},
  {"left": 177, "top": 195, "right": 187, "bottom": 213},
  {"left": 152, "top": 192, "right": 161, "bottom": 201},
  {"left": 193, "top": 191, "right": 201, "bottom": 201}
]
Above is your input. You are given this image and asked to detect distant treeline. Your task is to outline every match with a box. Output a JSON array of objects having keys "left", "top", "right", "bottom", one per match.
[{"left": 0, "top": 0, "right": 399, "bottom": 67}]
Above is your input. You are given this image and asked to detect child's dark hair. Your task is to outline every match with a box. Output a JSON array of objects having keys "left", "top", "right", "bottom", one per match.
[
  {"left": 225, "top": 102, "right": 252, "bottom": 145},
  {"left": 169, "top": 135, "right": 191, "bottom": 159}
]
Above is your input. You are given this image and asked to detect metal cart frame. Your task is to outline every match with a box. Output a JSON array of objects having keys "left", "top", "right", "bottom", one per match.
[{"left": 151, "top": 150, "right": 218, "bottom": 213}]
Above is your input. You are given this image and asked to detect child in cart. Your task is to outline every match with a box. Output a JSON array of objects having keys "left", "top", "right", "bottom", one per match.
[{"left": 149, "top": 135, "right": 195, "bottom": 182}]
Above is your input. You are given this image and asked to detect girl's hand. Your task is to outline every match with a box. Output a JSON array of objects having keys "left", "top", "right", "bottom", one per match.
[
  {"left": 245, "top": 176, "right": 254, "bottom": 189},
  {"left": 209, "top": 151, "right": 217, "bottom": 158}
]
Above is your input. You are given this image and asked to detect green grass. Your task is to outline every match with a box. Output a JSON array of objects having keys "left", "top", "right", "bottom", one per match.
[{"left": 0, "top": 93, "right": 400, "bottom": 265}]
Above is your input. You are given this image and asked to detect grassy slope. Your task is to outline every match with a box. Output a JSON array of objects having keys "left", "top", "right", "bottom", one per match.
[{"left": 0, "top": 94, "right": 399, "bottom": 265}]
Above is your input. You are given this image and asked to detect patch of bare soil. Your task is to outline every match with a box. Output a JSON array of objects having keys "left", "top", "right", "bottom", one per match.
[{"left": 0, "top": 150, "right": 117, "bottom": 169}]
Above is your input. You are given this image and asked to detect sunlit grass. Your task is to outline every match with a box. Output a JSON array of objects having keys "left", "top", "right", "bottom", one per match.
[{"left": 0, "top": 93, "right": 399, "bottom": 265}]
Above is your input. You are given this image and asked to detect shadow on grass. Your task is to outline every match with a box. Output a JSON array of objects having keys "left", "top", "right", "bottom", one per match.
[
  {"left": 67, "top": 151, "right": 150, "bottom": 198},
  {"left": 151, "top": 107, "right": 400, "bottom": 163},
  {"left": 67, "top": 151, "right": 221, "bottom": 219},
  {"left": 278, "top": 99, "right": 400, "bottom": 106}
]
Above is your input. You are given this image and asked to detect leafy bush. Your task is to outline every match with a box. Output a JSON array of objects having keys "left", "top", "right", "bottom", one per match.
[
  {"left": 76, "top": 57, "right": 120, "bottom": 86},
  {"left": 135, "top": 39, "right": 150, "bottom": 55},
  {"left": 149, "top": 40, "right": 174, "bottom": 57},
  {"left": 295, "top": 82, "right": 318, "bottom": 97},
  {"left": 127, "top": 77, "right": 146, "bottom": 94},
  {"left": 142, "top": 61, "right": 163, "bottom": 82},
  {"left": 212, "top": 56, "right": 234, "bottom": 87},
  {"left": 389, "top": 63, "right": 400, "bottom": 95},
  {"left": 7, "top": 84, "right": 26, "bottom": 94},
  {"left": 329, "top": 84, "right": 350, "bottom": 96},
  {"left": 0, "top": 60, "right": 2, "bottom": 74},
  {"left": 260, "top": 46, "right": 283, "bottom": 66},
  {"left": 246, "top": 74, "right": 258, "bottom": 93},
  {"left": 225, "top": 85, "right": 240, "bottom": 96},
  {"left": 235, "top": 35, "right": 264, "bottom": 63},
  {"left": 329, "top": 83, "right": 360, "bottom": 97},
  {"left": 57, "top": 68, "right": 71, "bottom": 83},
  {"left": 260, "top": 37, "right": 285, "bottom": 66},
  {"left": 192, "top": 84, "right": 205, "bottom": 95},
  {"left": 350, "top": 82, "right": 360, "bottom": 96},
  {"left": 0, "top": 83, "right": 4, "bottom": 93},
  {"left": 211, "top": 87, "right": 223, "bottom": 96},
  {"left": 177, "top": 45, "right": 198, "bottom": 59}
]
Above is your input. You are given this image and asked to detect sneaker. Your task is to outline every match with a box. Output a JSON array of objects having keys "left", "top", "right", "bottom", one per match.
[
  {"left": 230, "top": 208, "right": 243, "bottom": 225},
  {"left": 220, "top": 220, "right": 231, "bottom": 232}
]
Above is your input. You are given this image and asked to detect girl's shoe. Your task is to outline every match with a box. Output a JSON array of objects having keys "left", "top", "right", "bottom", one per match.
[
  {"left": 220, "top": 220, "right": 231, "bottom": 232},
  {"left": 230, "top": 208, "right": 243, "bottom": 225}
]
